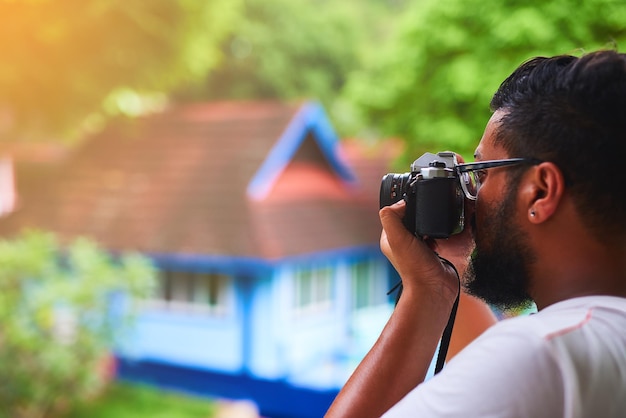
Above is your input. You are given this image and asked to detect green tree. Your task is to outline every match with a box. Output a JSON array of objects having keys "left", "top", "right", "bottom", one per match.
[
  {"left": 344, "top": 0, "right": 626, "bottom": 165},
  {"left": 0, "top": 230, "right": 155, "bottom": 418},
  {"left": 0, "top": 0, "right": 240, "bottom": 143},
  {"left": 188, "top": 0, "right": 359, "bottom": 102},
  {"left": 188, "top": 0, "right": 407, "bottom": 133}
]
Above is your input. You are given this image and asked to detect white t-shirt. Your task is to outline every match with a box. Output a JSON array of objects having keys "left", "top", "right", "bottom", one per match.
[{"left": 383, "top": 296, "right": 626, "bottom": 418}]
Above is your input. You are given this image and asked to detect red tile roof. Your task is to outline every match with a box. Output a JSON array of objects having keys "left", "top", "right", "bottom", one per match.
[{"left": 0, "top": 101, "right": 396, "bottom": 259}]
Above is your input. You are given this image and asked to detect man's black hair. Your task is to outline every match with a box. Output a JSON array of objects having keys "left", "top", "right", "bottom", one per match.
[{"left": 490, "top": 50, "right": 626, "bottom": 240}]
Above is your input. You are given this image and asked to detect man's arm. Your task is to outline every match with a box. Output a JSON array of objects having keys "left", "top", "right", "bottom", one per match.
[
  {"left": 447, "top": 292, "right": 497, "bottom": 361},
  {"left": 325, "top": 200, "right": 462, "bottom": 418}
]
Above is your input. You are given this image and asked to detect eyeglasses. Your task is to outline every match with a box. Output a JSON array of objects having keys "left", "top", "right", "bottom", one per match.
[{"left": 455, "top": 158, "right": 541, "bottom": 200}]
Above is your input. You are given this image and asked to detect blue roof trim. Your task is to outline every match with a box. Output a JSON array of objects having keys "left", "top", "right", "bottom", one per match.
[
  {"left": 246, "top": 101, "right": 357, "bottom": 200},
  {"left": 147, "top": 245, "right": 382, "bottom": 277},
  {"left": 278, "top": 244, "right": 383, "bottom": 267},
  {"left": 148, "top": 253, "right": 273, "bottom": 277}
]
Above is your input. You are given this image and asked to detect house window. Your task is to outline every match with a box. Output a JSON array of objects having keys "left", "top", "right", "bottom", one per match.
[
  {"left": 0, "top": 157, "right": 16, "bottom": 217},
  {"left": 151, "top": 270, "right": 232, "bottom": 316},
  {"left": 352, "top": 260, "right": 386, "bottom": 310},
  {"left": 294, "top": 265, "right": 333, "bottom": 314}
]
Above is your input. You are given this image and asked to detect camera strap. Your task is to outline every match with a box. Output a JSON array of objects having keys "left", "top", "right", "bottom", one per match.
[
  {"left": 434, "top": 255, "right": 460, "bottom": 374},
  {"left": 387, "top": 255, "right": 461, "bottom": 375}
]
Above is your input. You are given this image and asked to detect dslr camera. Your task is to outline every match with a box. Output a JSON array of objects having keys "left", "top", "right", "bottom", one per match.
[{"left": 380, "top": 151, "right": 465, "bottom": 239}]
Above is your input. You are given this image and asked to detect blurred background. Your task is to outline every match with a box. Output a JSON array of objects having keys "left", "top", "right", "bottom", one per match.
[{"left": 0, "top": 0, "right": 625, "bottom": 417}]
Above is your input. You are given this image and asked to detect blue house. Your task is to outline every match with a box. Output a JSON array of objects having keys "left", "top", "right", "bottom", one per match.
[{"left": 0, "top": 100, "right": 398, "bottom": 417}]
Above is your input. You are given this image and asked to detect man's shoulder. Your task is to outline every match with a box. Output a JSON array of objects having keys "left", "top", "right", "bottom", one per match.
[
  {"left": 395, "top": 297, "right": 626, "bottom": 418},
  {"left": 443, "top": 295, "right": 626, "bottom": 387}
]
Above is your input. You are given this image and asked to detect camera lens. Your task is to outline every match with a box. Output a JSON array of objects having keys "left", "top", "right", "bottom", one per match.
[{"left": 379, "top": 173, "right": 410, "bottom": 209}]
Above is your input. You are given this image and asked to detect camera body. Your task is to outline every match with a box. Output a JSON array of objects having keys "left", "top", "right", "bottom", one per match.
[{"left": 380, "top": 151, "right": 465, "bottom": 239}]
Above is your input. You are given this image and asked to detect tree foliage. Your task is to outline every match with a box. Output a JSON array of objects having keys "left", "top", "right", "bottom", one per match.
[
  {"left": 187, "top": 0, "right": 407, "bottom": 132},
  {"left": 7, "top": 0, "right": 622, "bottom": 161},
  {"left": 194, "top": 0, "right": 353, "bottom": 101},
  {"left": 0, "top": 0, "right": 240, "bottom": 142},
  {"left": 344, "top": 0, "right": 626, "bottom": 165},
  {"left": 0, "top": 0, "right": 410, "bottom": 143},
  {"left": 0, "top": 230, "right": 155, "bottom": 418}
]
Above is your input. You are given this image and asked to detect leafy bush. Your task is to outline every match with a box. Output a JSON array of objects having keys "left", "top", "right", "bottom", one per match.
[
  {"left": 0, "top": 230, "right": 155, "bottom": 418},
  {"left": 345, "top": 0, "right": 626, "bottom": 165}
]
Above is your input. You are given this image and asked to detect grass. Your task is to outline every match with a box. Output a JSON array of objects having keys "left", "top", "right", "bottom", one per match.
[{"left": 65, "top": 382, "right": 216, "bottom": 418}]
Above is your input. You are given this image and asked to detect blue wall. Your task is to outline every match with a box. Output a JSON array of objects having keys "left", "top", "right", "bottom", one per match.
[{"left": 125, "top": 311, "right": 243, "bottom": 372}]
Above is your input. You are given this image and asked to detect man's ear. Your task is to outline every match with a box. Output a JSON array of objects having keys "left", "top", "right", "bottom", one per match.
[{"left": 520, "top": 162, "right": 566, "bottom": 223}]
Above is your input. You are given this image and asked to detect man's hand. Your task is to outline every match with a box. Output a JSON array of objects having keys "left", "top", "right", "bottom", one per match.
[{"left": 379, "top": 199, "right": 461, "bottom": 305}]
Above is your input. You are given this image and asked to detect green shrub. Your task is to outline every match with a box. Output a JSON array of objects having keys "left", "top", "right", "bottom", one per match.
[{"left": 0, "top": 230, "right": 155, "bottom": 418}]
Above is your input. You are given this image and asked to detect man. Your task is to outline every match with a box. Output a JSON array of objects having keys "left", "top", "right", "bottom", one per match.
[{"left": 325, "top": 50, "right": 626, "bottom": 417}]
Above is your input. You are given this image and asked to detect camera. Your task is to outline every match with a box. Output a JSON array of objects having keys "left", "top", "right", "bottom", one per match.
[{"left": 379, "top": 151, "right": 465, "bottom": 239}]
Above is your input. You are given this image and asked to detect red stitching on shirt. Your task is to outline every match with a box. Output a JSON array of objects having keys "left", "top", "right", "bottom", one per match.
[{"left": 544, "top": 308, "right": 593, "bottom": 340}]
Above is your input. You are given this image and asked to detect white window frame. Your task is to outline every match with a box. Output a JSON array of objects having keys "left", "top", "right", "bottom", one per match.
[
  {"left": 144, "top": 270, "right": 233, "bottom": 317},
  {"left": 351, "top": 259, "right": 387, "bottom": 310},
  {"left": 293, "top": 264, "right": 334, "bottom": 315}
]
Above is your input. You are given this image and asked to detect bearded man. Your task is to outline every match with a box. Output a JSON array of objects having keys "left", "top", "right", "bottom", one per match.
[{"left": 326, "top": 50, "right": 626, "bottom": 418}]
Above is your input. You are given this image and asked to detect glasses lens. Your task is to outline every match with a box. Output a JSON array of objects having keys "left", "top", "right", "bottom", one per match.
[{"left": 461, "top": 171, "right": 479, "bottom": 199}]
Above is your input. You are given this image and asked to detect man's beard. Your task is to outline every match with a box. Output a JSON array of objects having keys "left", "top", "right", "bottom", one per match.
[{"left": 464, "top": 183, "right": 535, "bottom": 312}]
